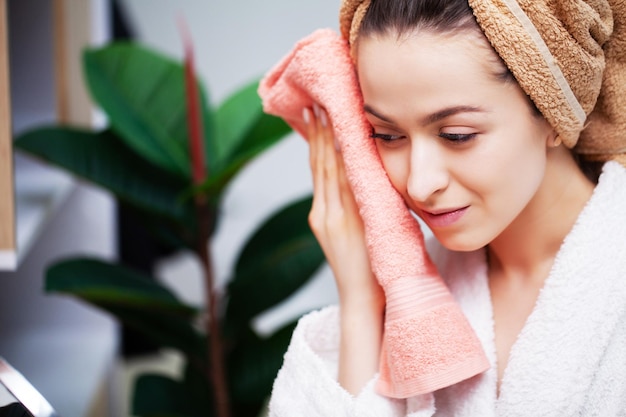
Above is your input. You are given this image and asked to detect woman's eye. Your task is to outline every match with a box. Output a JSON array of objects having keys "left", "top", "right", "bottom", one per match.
[
  {"left": 370, "top": 132, "right": 404, "bottom": 142},
  {"left": 438, "top": 132, "right": 477, "bottom": 143}
]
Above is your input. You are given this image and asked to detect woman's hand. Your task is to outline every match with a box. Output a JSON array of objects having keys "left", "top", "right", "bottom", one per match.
[{"left": 304, "top": 104, "right": 384, "bottom": 394}]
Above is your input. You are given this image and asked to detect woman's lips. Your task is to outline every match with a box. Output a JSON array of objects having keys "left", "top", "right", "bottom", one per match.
[{"left": 420, "top": 206, "right": 469, "bottom": 228}]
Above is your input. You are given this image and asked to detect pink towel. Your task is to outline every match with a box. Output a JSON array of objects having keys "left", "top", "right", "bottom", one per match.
[{"left": 259, "top": 28, "right": 490, "bottom": 399}]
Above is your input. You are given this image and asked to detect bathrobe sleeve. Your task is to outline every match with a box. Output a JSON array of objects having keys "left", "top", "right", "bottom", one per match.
[{"left": 268, "top": 306, "right": 436, "bottom": 417}]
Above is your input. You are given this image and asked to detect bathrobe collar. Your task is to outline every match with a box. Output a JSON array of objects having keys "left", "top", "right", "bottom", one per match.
[{"left": 431, "top": 161, "right": 626, "bottom": 416}]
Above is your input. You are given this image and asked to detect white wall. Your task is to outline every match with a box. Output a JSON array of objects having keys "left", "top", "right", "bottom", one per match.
[{"left": 120, "top": 0, "right": 343, "bottom": 332}]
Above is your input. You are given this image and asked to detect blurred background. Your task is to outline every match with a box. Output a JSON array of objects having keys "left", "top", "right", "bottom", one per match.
[{"left": 0, "top": 0, "right": 343, "bottom": 415}]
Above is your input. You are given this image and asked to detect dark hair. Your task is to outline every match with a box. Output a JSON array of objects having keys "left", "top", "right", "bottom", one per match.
[
  {"left": 359, "top": 0, "right": 476, "bottom": 40},
  {"left": 359, "top": 0, "right": 512, "bottom": 83},
  {"left": 575, "top": 155, "right": 604, "bottom": 183}
]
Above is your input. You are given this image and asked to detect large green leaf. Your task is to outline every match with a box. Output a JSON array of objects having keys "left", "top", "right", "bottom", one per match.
[
  {"left": 46, "top": 258, "right": 194, "bottom": 311},
  {"left": 225, "top": 196, "right": 324, "bottom": 325},
  {"left": 46, "top": 258, "right": 205, "bottom": 356},
  {"left": 222, "top": 106, "right": 292, "bottom": 172},
  {"left": 180, "top": 362, "right": 214, "bottom": 417},
  {"left": 83, "top": 42, "right": 214, "bottom": 178},
  {"left": 227, "top": 321, "right": 298, "bottom": 405},
  {"left": 212, "top": 80, "right": 262, "bottom": 168},
  {"left": 107, "top": 305, "right": 206, "bottom": 360},
  {"left": 132, "top": 354, "right": 217, "bottom": 417},
  {"left": 14, "top": 127, "right": 194, "bottom": 223},
  {"left": 204, "top": 80, "right": 291, "bottom": 196},
  {"left": 133, "top": 374, "right": 203, "bottom": 417}
]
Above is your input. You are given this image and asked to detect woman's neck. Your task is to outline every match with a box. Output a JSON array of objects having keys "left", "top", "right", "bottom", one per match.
[{"left": 487, "top": 149, "right": 595, "bottom": 283}]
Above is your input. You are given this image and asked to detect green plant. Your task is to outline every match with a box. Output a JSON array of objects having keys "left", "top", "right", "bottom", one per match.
[{"left": 14, "top": 40, "right": 324, "bottom": 417}]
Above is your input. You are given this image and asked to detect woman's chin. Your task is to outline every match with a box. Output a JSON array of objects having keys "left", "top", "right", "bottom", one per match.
[{"left": 433, "top": 231, "right": 488, "bottom": 253}]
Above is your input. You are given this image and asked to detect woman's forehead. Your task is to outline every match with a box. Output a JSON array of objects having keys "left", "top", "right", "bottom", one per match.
[
  {"left": 357, "top": 30, "right": 498, "bottom": 80},
  {"left": 355, "top": 30, "right": 528, "bottom": 125},
  {"left": 356, "top": 29, "right": 510, "bottom": 89}
]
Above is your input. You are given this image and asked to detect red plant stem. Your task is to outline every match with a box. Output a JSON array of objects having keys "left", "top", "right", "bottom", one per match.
[
  {"left": 197, "top": 205, "right": 230, "bottom": 417},
  {"left": 180, "top": 18, "right": 206, "bottom": 185},
  {"left": 179, "top": 17, "right": 230, "bottom": 417}
]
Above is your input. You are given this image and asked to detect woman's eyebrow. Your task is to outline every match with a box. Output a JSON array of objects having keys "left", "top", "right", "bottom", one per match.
[
  {"left": 423, "top": 105, "right": 488, "bottom": 125},
  {"left": 363, "top": 104, "right": 488, "bottom": 125},
  {"left": 363, "top": 104, "right": 396, "bottom": 124}
]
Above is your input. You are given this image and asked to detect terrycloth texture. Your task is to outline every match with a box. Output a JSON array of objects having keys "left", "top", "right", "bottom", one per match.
[
  {"left": 469, "top": 0, "right": 626, "bottom": 165},
  {"left": 267, "top": 308, "right": 410, "bottom": 417},
  {"left": 258, "top": 29, "right": 489, "bottom": 398},
  {"left": 268, "top": 161, "right": 626, "bottom": 416},
  {"left": 338, "top": 0, "right": 626, "bottom": 166},
  {"left": 339, "top": 0, "right": 371, "bottom": 58}
]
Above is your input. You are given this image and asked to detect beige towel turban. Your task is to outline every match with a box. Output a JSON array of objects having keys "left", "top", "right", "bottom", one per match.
[{"left": 339, "top": 0, "right": 626, "bottom": 166}]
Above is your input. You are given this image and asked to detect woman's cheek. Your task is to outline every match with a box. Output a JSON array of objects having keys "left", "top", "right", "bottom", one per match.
[{"left": 379, "top": 151, "right": 409, "bottom": 194}]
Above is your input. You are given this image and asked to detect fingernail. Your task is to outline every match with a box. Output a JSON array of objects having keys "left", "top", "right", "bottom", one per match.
[
  {"left": 320, "top": 109, "right": 328, "bottom": 127},
  {"left": 302, "top": 107, "right": 310, "bottom": 124},
  {"left": 313, "top": 103, "right": 320, "bottom": 118}
]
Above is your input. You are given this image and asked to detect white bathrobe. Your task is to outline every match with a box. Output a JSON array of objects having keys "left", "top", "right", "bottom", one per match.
[{"left": 268, "top": 161, "right": 626, "bottom": 417}]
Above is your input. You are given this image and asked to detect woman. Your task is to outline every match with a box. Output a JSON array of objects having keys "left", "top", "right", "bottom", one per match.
[{"left": 265, "top": 0, "right": 626, "bottom": 415}]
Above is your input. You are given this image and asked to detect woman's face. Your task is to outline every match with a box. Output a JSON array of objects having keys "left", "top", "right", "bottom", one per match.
[{"left": 357, "top": 30, "right": 556, "bottom": 251}]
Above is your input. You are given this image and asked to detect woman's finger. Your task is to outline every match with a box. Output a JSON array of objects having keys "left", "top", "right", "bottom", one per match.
[
  {"left": 336, "top": 150, "right": 360, "bottom": 216},
  {"left": 317, "top": 107, "right": 344, "bottom": 219},
  {"left": 305, "top": 105, "right": 328, "bottom": 236},
  {"left": 304, "top": 107, "right": 316, "bottom": 184}
]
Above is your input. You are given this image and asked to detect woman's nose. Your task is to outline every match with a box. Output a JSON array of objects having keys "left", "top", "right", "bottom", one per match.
[{"left": 406, "top": 139, "right": 449, "bottom": 203}]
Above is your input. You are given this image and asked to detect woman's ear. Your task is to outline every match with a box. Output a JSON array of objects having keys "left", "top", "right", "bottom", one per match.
[{"left": 547, "top": 130, "right": 562, "bottom": 148}]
